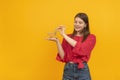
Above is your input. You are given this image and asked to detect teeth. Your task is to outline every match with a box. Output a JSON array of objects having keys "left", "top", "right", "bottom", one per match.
[{"left": 77, "top": 27, "right": 80, "bottom": 28}]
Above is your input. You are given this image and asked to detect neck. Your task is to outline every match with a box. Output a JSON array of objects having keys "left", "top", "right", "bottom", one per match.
[{"left": 76, "top": 32, "right": 83, "bottom": 36}]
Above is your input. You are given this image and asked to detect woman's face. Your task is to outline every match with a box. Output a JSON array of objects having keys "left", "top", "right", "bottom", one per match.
[{"left": 74, "top": 17, "right": 86, "bottom": 32}]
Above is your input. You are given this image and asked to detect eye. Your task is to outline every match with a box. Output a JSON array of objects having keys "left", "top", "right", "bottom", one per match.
[
  {"left": 79, "top": 21, "right": 83, "bottom": 24},
  {"left": 74, "top": 21, "right": 77, "bottom": 23}
]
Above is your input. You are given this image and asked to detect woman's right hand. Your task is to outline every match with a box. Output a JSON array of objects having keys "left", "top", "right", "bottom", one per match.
[{"left": 46, "top": 37, "right": 58, "bottom": 42}]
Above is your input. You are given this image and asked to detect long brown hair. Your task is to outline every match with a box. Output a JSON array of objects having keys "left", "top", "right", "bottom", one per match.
[{"left": 71, "top": 13, "right": 90, "bottom": 42}]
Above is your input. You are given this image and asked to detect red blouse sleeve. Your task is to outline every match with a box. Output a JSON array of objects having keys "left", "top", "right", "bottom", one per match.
[
  {"left": 56, "top": 38, "right": 68, "bottom": 62},
  {"left": 72, "top": 34, "right": 96, "bottom": 56}
]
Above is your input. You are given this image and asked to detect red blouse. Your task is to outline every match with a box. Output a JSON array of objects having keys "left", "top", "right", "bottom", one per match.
[{"left": 56, "top": 34, "right": 96, "bottom": 69}]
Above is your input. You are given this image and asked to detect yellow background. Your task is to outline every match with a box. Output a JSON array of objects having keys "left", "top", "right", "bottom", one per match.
[{"left": 0, "top": 0, "right": 120, "bottom": 80}]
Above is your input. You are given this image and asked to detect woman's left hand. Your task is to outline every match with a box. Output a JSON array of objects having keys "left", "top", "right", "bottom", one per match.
[{"left": 56, "top": 25, "right": 66, "bottom": 36}]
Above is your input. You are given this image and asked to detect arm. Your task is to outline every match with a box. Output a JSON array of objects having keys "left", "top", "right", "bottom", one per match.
[
  {"left": 46, "top": 37, "right": 65, "bottom": 60},
  {"left": 57, "top": 26, "right": 77, "bottom": 47},
  {"left": 62, "top": 33, "right": 77, "bottom": 47},
  {"left": 55, "top": 38, "right": 65, "bottom": 59}
]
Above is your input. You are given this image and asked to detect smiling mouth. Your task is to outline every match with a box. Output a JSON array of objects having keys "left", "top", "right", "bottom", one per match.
[{"left": 75, "top": 27, "right": 81, "bottom": 29}]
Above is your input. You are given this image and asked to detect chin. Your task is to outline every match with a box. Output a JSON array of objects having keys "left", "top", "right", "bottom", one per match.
[{"left": 75, "top": 29, "right": 82, "bottom": 32}]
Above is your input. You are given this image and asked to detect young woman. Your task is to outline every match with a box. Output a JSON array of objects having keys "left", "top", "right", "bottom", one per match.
[{"left": 47, "top": 13, "right": 96, "bottom": 80}]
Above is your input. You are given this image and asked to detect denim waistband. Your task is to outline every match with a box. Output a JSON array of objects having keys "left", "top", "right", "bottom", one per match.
[
  {"left": 66, "top": 61, "right": 87, "bottom": 69},
  {"left": 67, "top": 61, "right": 87, "bottom": 64}
]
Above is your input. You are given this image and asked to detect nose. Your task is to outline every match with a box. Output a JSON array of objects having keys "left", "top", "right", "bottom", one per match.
[{"left": 76, "top": 22, "right": 79, "bottom": 26}]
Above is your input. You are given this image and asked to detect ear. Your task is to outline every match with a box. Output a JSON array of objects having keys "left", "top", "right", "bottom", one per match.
[
  {"left": 84, "top": 24, "right": 87, "bottom": 27},
  {"left": 84, "top": 23, "right": 87, "bottom": 27}
]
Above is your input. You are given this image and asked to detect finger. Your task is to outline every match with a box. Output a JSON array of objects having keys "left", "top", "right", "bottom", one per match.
[
  {"left": 59, "top": 25, "right": 65, "bottom": 28},
  {"left": 56, "top": 27, "right": 62, "bottom": 30},
  {"left": 46, "top": 37, "right": 56, "bottom": 41},
  {"left": 45, "top": 37, "right": 50, "bottom": 40},
  {"left": 57, "top": 25, "right": 64, "bottom": 29}
]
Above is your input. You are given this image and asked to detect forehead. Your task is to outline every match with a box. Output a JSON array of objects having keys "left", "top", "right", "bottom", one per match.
[{"left": 74, "top": 17, "right": 84, "bottom": 22}]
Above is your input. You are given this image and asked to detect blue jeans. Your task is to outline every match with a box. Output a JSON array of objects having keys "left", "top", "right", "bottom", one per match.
[{"left": 62, "top": 62, "right": 91, "bottom": 80}]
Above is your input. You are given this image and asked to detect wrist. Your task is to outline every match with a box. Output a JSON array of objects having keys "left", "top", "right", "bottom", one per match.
[
  {"left": 55, "top": 38, "right": 59, "bottom": 43},
  {"left": 62, "top": 33, "right": 66, "bottom": 37}
]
